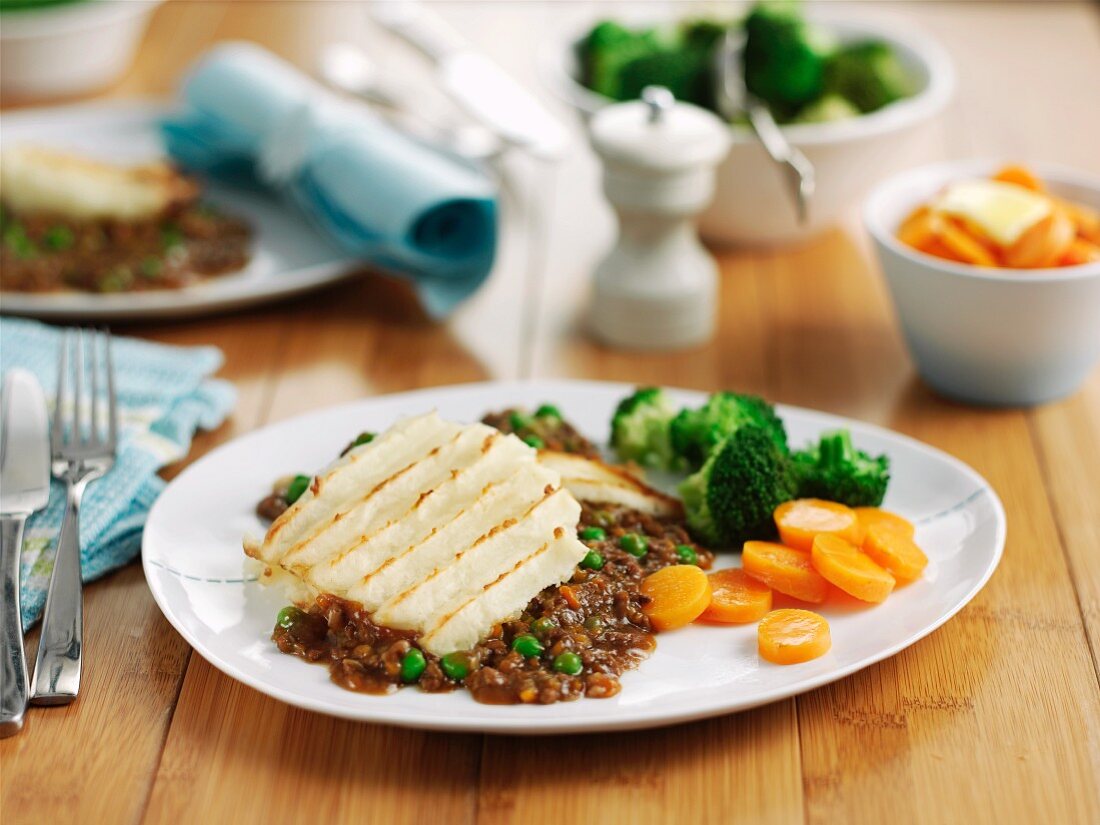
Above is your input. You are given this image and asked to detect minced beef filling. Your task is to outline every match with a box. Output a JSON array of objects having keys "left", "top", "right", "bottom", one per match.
[
  {"left": 272, "top": 503, "right": 712, "bottom": 704},
  {"left": 0, "top": 204, "right": 251, "bottom": 293},
  {"left": 264, "top": 412, "right": 712, "bottom": 704}
]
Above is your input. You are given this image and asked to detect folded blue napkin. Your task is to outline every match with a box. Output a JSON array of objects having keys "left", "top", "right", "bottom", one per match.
[
  {"left": 0, "top": 318, "right": 236, "bottom": 627},
  {"left": 160, "top": 42, "right": 499, "bottom": 318}
]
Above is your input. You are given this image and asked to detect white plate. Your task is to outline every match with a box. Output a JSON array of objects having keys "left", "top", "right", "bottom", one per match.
[
  {"left": 0, "top": 100, "right": 359, "bottom": 320},
  {"left": 142, "top": 380, "right": 1005, "bottom": 734}
]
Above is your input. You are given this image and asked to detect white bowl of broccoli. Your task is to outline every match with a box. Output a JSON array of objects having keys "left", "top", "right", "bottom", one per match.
[{"left": 542, "top": 4, "right": 955, "bottom": 246}]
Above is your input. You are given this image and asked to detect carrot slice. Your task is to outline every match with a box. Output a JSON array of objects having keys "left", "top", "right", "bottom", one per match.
[
  {"left": 1059, "top": 198, "right": 1100, "bottom": 244},
  {"left": 853, "top": 507, "right": 914, "bottom": 545},
  {"left": 1004, "top": 207, "right": 1075, "bottom": 268},
  {"left": 742, "top": 541, "right": 829, "bottom": 604},
  {"left": 758, "top": 609, "right": 831, "bottom": 664},
  {"left": 863, "top": 523, "right": 929, "bottom": 583},
  {"left": 810, "top": 534, "right": 896, "bottom": 603},
  {"left": 993, "top": 165, "right": 1043, "bottom": 192},
  {"left": 640, "top": 565, "right": 712, "bottom": 631},
  {"left": 940, "top": 218, "right": 999, "bottom": 267},
  {"left": 698, "top": 568, "right": 773, "bottom": 624},
  {"left": 1059, "top": 238, "right": 1100, "bottom": 267},
  {"left": 774, "top": 498, "right": 861, "bottom": 553}
]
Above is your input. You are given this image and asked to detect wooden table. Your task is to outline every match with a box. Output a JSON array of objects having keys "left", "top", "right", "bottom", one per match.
[{"left": 3, "top": 2, "right": 1099, "bottom": 822}]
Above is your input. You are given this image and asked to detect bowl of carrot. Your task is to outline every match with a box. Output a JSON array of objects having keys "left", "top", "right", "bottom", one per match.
[{"left": 864, "top": 160, "right": 1100, "bottom": 406}]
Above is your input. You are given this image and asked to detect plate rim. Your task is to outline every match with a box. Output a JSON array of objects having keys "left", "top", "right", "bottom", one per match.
[{"left": 142, "top": 378, "right": 1007, "bottom": 734}]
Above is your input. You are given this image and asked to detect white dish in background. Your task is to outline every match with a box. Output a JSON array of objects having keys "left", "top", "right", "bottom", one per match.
[
  {"left": 0, "top": 100, "right": 359, "bottom": 320},
  {"left": 543, "top": 14, "right": 954, "bottom": 246},
  {"left": 865, "top": 160, "right": 1100, "bottom": 407},
  {"left": 142, "top": 380, "right": 1005, "bottom": 735},
  {"left": 0, "top": 0, "right": 163, "bottom": 99}
]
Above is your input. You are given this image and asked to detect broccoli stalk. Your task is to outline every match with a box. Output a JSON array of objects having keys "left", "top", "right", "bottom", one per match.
[
  {"left": 792, "top": 429, "right": 890, "bottom": 507},
  {"left": 669, "top": 391, "right": 788, "bottom": 470},
  {"left": 679, "top": 426, "right": 797, "bottom": 548},
  {"left": 610, "top": 387, "right": 678, "bottom": 469}
]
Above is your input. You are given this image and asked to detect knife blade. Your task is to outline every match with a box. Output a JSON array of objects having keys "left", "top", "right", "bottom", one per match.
[
  {"left": 370, "top": 0, "right": 571, "bottom": 161},
  {"left": 0, "top": 368, "right": 52, "bottom": 737}
]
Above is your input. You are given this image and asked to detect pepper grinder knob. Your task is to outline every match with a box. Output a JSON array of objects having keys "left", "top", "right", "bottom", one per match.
[{"left": 588, "top": 86, "right": 731, "bottom": 350}]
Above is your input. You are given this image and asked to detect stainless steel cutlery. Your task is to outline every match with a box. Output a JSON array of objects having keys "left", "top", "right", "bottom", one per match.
[
  {"left": 0, "top": 370, "right": 52, "bottom": 737},
  {"left": 31, "top": 329, "right": 118, "bottom": 707}
]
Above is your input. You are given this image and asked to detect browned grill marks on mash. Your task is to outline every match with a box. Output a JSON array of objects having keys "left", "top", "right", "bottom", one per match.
[
  {"left": 325, "top": 434, "right": 505, "bottom": 571},
  {"left": 279, "top": 433, "right": 465, "bottom": 566},
  {"left": 382, "top": 488, "right": 559, "bottom": 612},
  {"left": 264, "top": 412, "right": 712, "bottom": 703}
]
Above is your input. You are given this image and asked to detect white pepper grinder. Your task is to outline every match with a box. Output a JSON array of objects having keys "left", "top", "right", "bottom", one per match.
[{"left": 589, "top": 86, "right": 731, "bottom": 350}]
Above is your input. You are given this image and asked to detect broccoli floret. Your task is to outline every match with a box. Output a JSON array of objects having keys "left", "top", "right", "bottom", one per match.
[
  {"left": 743, "top": 1, "right": 836, "bottom": 114},
  {"left": 823, "top": 40, "right": 914, "bottom": 113},
  {"left": 792, "top": 429, "right": 890, "bottom": 506},
  {"left": 617, "top": 48, "right": 715, "bottom": 108},
  {"left": 792, "top": 93, "right": 860, "bottom": 123},
  {"left": 610, "top": 387, "right": 678, "bottom": 469},
  {"left": 580, "top": 21, "right": 664, "bottom": 100},
  {"left": 670, "top": 392, "right": 788, "bottom": 470},
  {"left": 679, "top": 427, "right": 797, "bottom": 547}
]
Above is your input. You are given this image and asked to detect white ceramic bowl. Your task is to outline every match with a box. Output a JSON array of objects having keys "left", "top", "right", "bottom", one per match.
[
  {"left": 543, "top": 14, "right": 955, "bottom": 246},
  {"left": 0, "top": 0, "right": 163, "bottom": 99},
  {"left": 865, "top": 160, "right": 1100, "bottom": 407}
]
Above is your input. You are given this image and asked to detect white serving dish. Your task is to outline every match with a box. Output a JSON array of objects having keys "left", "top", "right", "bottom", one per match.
[
  {"left": 864, "top": 160, "right": 1100, "bottom": 407},
  {"left": 542, "top": 14, "right": 955, "bottom": 247},
  {"left": 0, "top": 0, "right": 163, "bottom": 99},
  {"left": 143, "top": 379, "right": 1005, "bottom": 734}
]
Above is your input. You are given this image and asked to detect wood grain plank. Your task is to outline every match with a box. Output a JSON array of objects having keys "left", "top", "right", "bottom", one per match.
[
  {"left": 479, "top": 703, "right": 803, "bottom": 825},
  {"left": 0, "top": 314, "right": 286, "bottom": 824}
]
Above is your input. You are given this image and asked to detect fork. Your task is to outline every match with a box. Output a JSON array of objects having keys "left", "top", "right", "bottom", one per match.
[{"left": 30, "top": 329, "right": 117, "bottom": 705}]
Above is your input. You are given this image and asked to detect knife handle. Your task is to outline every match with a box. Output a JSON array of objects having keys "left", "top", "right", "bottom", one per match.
[
  {"left": 370, "top": 0, "right": 466, "bottom": 62},
  {"left": 0, "top": 514, "right": 29, "bottom": 737},
  {"left": 30, "top": 478, "right": 85, "bottom": 705}
]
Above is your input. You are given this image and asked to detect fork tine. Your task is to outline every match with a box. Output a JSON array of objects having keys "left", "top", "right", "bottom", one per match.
[
  {"left": 71, "top": 328, "right": 84, "bottom": 445},
  {"left": 105, "top": 329, "right": 118, "bottom": 449},
  {"left": 52, "top": 330, "right": 69, "bottom": 455},
  {"left": 89, "top": 329, "right": 101, "bottom": 445}
]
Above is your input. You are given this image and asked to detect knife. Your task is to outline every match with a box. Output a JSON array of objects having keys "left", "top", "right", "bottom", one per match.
[
  {"left": 0, "top": 369, "right": 51, "bottom": 737},
  {"left": 369, "top": 0, "right": 571, "bottom": 161}
]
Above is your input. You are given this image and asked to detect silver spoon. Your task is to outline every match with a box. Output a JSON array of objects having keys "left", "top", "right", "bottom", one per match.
[
  {"left": 318, "top": 42, "right": 504, "bottom": 163},
  {"left": 715, "top": 31, "right": 815, "bottom": 224}
]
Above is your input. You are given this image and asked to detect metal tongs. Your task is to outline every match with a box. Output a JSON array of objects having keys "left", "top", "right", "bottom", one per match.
[{"left": 715, "top": 31, "right": 815, "bottom": 224}]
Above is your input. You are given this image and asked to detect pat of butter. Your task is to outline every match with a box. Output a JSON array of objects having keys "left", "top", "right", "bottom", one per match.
[{"left": 933, "top": 179, "right": 1051, "bottom": 247}]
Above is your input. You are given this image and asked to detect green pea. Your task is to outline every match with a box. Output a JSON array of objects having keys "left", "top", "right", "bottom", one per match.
[
  {"left": 441, "top": 651, "right": 474, "bottom": 681},
  {"left": 44, "top": 225, "right": 74, "bottom": 251},
  {"left": 580, "top": 550, "right": 604, "bottom": 571},
  {"left": 161, "top": 224, "right": 184, "bottom": 250},
  {"left": 139, "top": 257, "right": 163, "bottom": 279},
  {"left": 579, "top": 526, "right": 606, "bottom": 542},
  {"left": 593, "top": 510, "right": 616, "bottom": 528},
  {"left": 583, "top": 616, "right": 604, "bottom": 634},
  {"left": 552, "top": 651, "right": 583, "bottom": 676},
  {"left": 276, "top": 605, "right": 303, "bottom": 630},
  {"left": 531, "top": 617, "right": 557, "bottom": 636},
  {"left": 522, "top": 434, "right": 545, "bottom": 449},
  {"left": 353, "top": 431, "right": 375, "bottom": 447},
  {"left": 620, "top": 533, "right": 649, "bottom": 558},
  {"left": 511, "top": 634, "right": 544, "bottom": 658},
  {"left": 508, "top": 411, "right": 531, "bottom": 431},
  {"left": 285, "top": 474, "right": 311, "bottom": 504},
  {"left": 676, "top": 544, "right": 699, "bottom": 565},
  {"left": 400, "top": 648, "right": 427, "bottom": 683},
  {"left": 3, "top": 222, "right": 36, "bottom": 260},
  {"left": 535, "top": 404, "right": 561, "bottom": 419}
]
